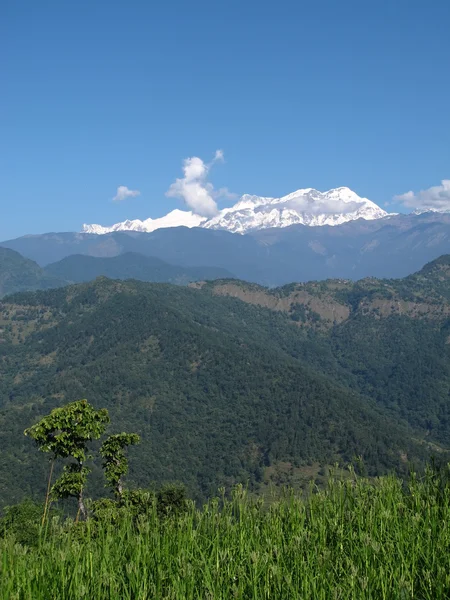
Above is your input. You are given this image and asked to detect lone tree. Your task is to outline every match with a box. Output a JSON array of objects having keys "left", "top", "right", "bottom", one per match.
[
  {"left": 100, "top": 433, "right": 140, "bottom": 499},
  {"left": 24, "top": 399, "right": 110, "bottom": 521}
]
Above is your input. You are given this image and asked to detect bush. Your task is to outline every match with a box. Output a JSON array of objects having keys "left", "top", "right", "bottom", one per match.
[
  {"left": 92, "top": 489, "right": 156, "bottom": 525},
  {"left": 0, "top": 499, "right": 44, "bottom": 547},
  {"left": 157, "top": 484, "right": 187, "bottom": 518}
]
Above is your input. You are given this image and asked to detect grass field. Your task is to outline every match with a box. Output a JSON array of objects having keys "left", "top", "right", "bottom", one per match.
[{"left": 1, "top": 468, "right": 449, "bottom": 599}]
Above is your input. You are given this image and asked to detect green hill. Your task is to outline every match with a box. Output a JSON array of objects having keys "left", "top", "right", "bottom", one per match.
[
  {"left": 206, "top": 255, "right": 450, "bottom": 444},
  {"left": 45, "top": 252, "right": 235, "bottom": 285},
  {"left": 0, "top": 248, "right": 235, "bottom": 300},
  {"left": 0, "top": 247, "right": 63, "bottom": 297},
  {"left": 3, "top": 257, "right": 450, "bottom": 507}
]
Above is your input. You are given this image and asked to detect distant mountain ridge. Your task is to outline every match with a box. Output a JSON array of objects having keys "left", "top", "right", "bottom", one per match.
[
  {"left": 0, "top": 248, "right": 64, "bottom": 297},
  {"left": 82, "top": 187, "right": 389, "bottom": 235},
  {"left": 3, "top": 211, "right": 450, "bottom": 285},
  {"left": 45, "top": 253, "right": 234, "bottom": 285},
  {"left": 0, "top": 248, "right": 234, "bottom": 297}
]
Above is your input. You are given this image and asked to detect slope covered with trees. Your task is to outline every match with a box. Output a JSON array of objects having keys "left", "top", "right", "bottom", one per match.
[
  {"left": 2, "top": 257, "right": 450, "bottom": 507},
  {"left": 0, "top": 248, "right": 64, "bottom": 297},
  {"left": 207, "top": 254, "right": 450, "bottom": 446}
]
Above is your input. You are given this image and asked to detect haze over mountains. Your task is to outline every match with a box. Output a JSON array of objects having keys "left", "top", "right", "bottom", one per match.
[
  {"left": 2, "top": 210, "right": 450, "bottom": 286},
  {"left": 0, "top": 248, "right": 234, "bottom": 298}
]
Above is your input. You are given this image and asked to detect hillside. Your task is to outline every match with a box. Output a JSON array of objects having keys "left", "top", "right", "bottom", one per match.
[
  {"left": 2, "top": 259, "right": 450, "bottom": 507},
  {"left": 204, "top": 255, "right": 450, "bottom": 444},
  {"left": 204, "top": 253, "right": 450, "bottom": 326},
  {"left": 0, "top": 247, "right": 63, "bottom": 297},
  {"left": 45, "top": 252, "right": 234, "bottom": 285}
]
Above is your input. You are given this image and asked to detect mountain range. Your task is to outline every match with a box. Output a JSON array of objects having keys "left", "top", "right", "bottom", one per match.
[
  {"left": 1, "top": 185, "right": 449, "bottom": 288},
  {"left": 1, "top": 256, "right": 450, "bottom": 507},
  {"left": 3, "top": 210, "right": 450, "bottom": 286},
  {"left": 82, "top": 187, "right": 389, "bottom": 234}
]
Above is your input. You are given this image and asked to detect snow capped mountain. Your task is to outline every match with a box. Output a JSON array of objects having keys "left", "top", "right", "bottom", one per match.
[
  {"left": 412, "top": 208, "right": 450, "bottom": 216},
  {"left": 83, "top": 210, "right": 206, "bottom": 235},
  {"left": 82, "top": 187, "right": 389, "bottom": 235},
  {"left": 204, "top": 187, "right": 388, "bottom": 233}
]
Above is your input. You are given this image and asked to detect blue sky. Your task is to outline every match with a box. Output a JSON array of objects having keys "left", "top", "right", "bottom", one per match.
[{"left": 1, "top": 0, "right": 450, "bottom": 240}]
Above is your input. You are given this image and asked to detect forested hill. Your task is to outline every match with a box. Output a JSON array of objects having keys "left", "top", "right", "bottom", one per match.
[
  {"left": 204, "top": 254, "right": 450, "bottom": 443},
  {"left": 203, "top": 253, "right": 450, "bottom": 326},
  {"left": 0, "top": 247, "right": 64, "bottom": 297},
  {"left": 1, "top": 257, "right": 450, "bottom": 507}
]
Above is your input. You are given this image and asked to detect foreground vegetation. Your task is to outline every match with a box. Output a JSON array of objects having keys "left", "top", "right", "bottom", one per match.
[{"left": 1, "top": 466, "right": 449, "bottom": 599}]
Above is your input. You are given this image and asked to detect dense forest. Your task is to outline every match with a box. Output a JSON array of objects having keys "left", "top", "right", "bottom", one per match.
[
  {"left": 0, "top": 247, "right": 63, "bottom": 297},
  {"left": 1, "top": 255, "right": 450, "bottom": 507}
]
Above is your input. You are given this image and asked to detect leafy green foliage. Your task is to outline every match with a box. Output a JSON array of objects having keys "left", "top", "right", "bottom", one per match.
[
  {"left": 24, "top": 400, "right": 110, "bottom": 518},
  {"left": 100, "top": 433, "right": 140, "bottom": 497},
  {"left": 156, "top": 483, "right": 187, "bottom": 518},
  {"left": 91, "top": 489, "right": 156, "bottom": 526},
  {"left": 24, "top": 400, "right": 109, "bottom": 462},
  {"left": 0, "top": 499, "right": 44, "bottom": 547},
  {"left": 51, "top": 464, "right": 90, "bottom": 501}
]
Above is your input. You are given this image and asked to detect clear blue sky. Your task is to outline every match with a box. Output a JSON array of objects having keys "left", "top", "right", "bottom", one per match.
[{"left": 1, "top": 0, "right": 450, "bottom": 240}]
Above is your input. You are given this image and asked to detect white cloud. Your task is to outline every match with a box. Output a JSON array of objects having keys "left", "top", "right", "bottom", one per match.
[
  {"left": 113, "top": 185, "right": 141, "bottom": 203},
  {"left": 214, "top": 149, "right": 224, "bottom": 162},
  {"left": 166, "top": 150, "right": 233, "bottom": 217},
  {"left": 394, "top": 180, "right": 450, "bottom": 211},
  {"left": 283, "top": 197, "right": 363, "bottom": 215},
  {"left": 216, "top": 187, "right": 238, "bottom": 201}
]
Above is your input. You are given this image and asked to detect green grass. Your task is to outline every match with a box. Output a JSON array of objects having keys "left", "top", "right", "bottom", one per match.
[{"left": 2, "top": 468, "right": 450, "bottom": 599}]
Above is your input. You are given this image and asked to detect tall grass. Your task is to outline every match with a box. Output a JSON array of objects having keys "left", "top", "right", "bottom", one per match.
[{"left": 1, "top": 467, "right": 449, "bottom": 599}]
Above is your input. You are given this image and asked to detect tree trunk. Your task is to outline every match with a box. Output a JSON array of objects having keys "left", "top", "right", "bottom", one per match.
[
  {"left": 117, "top": 478, "right": 123, "bottom": 500},
  {"left": 41, "top": 459, "right": 55, "bottom": 526},
  {"left": 78, "top": 489, "right": 87, "bottom": 521}
]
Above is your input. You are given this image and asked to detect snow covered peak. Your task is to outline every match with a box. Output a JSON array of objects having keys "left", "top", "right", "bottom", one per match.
[
  {"left": 82, "top": 187, "right": 390, "bottom": 235},
  {"left": 82, "top": 209, "right": 206, "bottom": 235},
  {"left": 412, "top": 207, "right": 450, "bottom": 216},
  {"left": 203, "top": 187, "right": 388, "bottom": 233}
]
